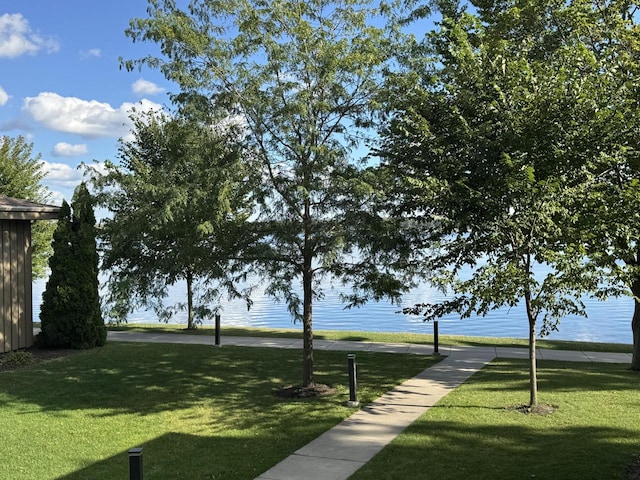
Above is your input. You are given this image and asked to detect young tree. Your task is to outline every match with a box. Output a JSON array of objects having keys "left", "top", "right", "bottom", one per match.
[
  {"left": 39, "top": 183, "right": 106, "bottom": 349},
  {"left": 0, "top": 135, "right": 55, "bottom": 278},
  {"left": 123, "top": 0, "right": 415, "bottom": 387},
  {"left": 90, "top": 111, "right": 255, "bottom": 329},
  {"left": 382, "top": 0, "right": 607, "bottom": 407}
]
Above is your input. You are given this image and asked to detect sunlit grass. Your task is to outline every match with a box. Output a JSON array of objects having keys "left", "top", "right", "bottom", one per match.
[
  {"left": 0, "top": 342, "right": 437, "bottom": 480},
  {"left": 350, "top": 359, "right": 640, "bottom": 480}
]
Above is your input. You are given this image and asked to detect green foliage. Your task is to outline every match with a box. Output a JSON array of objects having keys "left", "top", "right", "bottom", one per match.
[
  {"left": 39, "top": 184, "right": 106, "bottom": 349},
  {"left": 123, "top": 0, "right": 417, "bottom": 385},
  {"left": 90, "top": 111, "right": 255, "bottom": 329},
  {"left": 0, "top": 135, "right": 55, "bottom": 279},
  {"left": 554, "top": 0, "right": 640, "bottom": 369},
  {"left": 380, "top": 0, "right": 632, "bottom": 404}
]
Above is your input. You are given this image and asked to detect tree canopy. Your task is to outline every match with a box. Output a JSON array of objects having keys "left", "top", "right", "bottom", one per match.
[
  {"left": 0, "top": 135, "right": 55, "bottom": 279},
  {"left": 123, "top": 0, "right": 416, "bottom": 387},
  {"left": 90, "top": 111, "right": 255, "bottom": 329},
  {"left": 379, "top": 0, "right": 628, "bottom": 406},
  {"left": 556, "top": 0, "right": 640, "bottom": 370}
]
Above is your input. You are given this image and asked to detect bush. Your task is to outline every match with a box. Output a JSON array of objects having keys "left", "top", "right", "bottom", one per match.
[{"left": 39, "top": 184, "right": 106, "bottom": 349}]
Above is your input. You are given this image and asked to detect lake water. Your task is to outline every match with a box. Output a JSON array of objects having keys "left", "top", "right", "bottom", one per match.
[{"left": 33, "top": 276, "right": 635, "bottom": 345}]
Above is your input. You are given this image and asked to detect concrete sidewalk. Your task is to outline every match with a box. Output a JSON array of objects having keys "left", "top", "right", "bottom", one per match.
[
  {"left": 255, "top": 347, "right": 497, "bottom": 480},
  {"left": 106, "top": 330, "right": 632, "bottom": 364},
  {"left": 106, "top": 331, "right": 632, "bottom": 480}
]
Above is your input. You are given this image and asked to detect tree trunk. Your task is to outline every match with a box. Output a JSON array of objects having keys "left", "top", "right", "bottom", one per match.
[
  {"left": 302, "top": 192, "right": 314, "bottom": 387},
  {"left": 525, "top": 289, "right": 538, "bottom": 407},
  {"left": 528, "top": 313, "right": 538, "bottom": 407},
  {"left": 302, "top": 261, "right": 314, "bottom": 387},
  {"left": 186, "top": 269, "right": 195, "bottom": 330},
  {"left": 631, "top": 278, "right": 640, "bottom": 370}
]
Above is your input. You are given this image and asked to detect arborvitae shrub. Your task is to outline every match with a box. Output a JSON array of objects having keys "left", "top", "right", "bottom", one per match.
[{"left": 39, "top": 184, "right": 106, "bottom": 349}]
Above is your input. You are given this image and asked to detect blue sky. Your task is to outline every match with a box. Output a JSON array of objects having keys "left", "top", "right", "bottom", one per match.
[{"left": 0, "top": 1, "right": 177, "bottom": 204}]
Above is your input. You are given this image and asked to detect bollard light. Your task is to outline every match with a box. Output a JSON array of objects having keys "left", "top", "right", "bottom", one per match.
[
  {"left": 128, "top": 447, "right": 144, "bottom": 480},
  {"left": 347, "top": 353, "right": 359, "bottom": 407},
  {"left": 434, "top": 320, "right": 439, "bottom": 354},
  {"left": 215, "top": 313, "right": 221, "bottom": 347}
]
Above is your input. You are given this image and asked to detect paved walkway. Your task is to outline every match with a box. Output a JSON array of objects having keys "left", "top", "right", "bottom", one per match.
[{"left": 107, "top": 331, "right": 632, "bottom": 480}]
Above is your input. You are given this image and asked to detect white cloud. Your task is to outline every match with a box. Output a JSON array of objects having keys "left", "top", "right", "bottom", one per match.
[
  {"left": 47, "top": 190, "right": 66, "bottom": 207},
  {"left": 0, "top": 86, "right": 8, "bottom": 106},
  {"left": 42, "top": 161, "right": 111, "bottom": 205},
  {"left": 80, "top": 48, "right": 101, "bottom": 59},
  {"left": 23, "top": 92, "right": 164, "bottom": 139},
  {"left": 132, "top": 78, "right": 164, "bottom": 96},
  {"left": 0, "top": 13, "right": 59, "bottom": 58},
  {"left": 41, "top": 161, "right": 83, "bottom": 188},
  {"left": 52, "top": 142, "right": 88, "bottom": 157}
]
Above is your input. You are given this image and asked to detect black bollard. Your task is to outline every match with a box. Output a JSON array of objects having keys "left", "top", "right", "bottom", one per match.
[
  {"left": 128, "top": 447, "right": 143, "bottom": 480},
  {"left": 434, "top": 320, "right": 439, "bottom": 354},
  {"left": 215, "top": 313, "right": 221, "bottom": 346},
  {"left": 347, "top": 353, "right": 359, "bottom": 407}
]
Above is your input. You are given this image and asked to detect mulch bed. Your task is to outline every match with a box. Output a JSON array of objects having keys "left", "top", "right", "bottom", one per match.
[
  {"left": 505, "top": 403, "right": 558, "bottom": 415},
  {"left": 0, "top": 346, "right": 82, "bottom": 373},
  {"left": 273, "top": 383, "right": 337, "bottom": 398}
]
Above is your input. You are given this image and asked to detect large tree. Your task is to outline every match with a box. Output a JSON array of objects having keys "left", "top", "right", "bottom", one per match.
[
  {"left": 123, "top": 0, "right": 415, "bottom": 387},
  {"left": 559, "top": 0, "right": 640, "bottom": 370},
  {"left": 39, "top": 183, "right": 106, "bottom": 349},
  {"left": 90, "top": 111, "right": 255, "bottom": 329},
  {"left": 0, "top": 135, "right": 55, "bottom": 279},
  {"left": 381, "top": 0, "right": 609, "bottom": 407}
]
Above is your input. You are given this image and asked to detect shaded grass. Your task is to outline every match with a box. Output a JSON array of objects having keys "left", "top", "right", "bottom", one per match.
[
  {"left": 105, "top": 322, "right": 633, "bottom": 353},
  {"left": 350, "top": 359, "right": 640, "bottom": 480},
  {"left": 0, "top": 342, "right": 437, "bottom": 480}
]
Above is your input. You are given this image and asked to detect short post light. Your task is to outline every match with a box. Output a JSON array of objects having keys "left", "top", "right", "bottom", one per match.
[
  {"left": 215, "top": 313, "right": 221, "bottom": 347},
  {"left": 347, "top": 353, "right": 359, "bottom": 407},
  {"left": 128, "top": 447, "right": 144, "bottom": 480}
]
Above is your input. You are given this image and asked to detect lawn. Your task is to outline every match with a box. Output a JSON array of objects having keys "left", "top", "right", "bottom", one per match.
[
  {"left": 350, "top": 359, "right": 640, "bottom": 480},
  {"left": 0, "top": 342, "right": 436, "bottom": 480}
]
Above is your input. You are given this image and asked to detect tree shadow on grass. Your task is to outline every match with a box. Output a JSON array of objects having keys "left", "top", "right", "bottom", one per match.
[
  {"left": 0, "top": 343, "right": 435, "bottom": 479},
  {"left": 56, "top": 431, "right": 288, "bottom": 480},
  {"left": 352, "top": 421, "right": 640, "bottom": 480},
  {"left": 352, "top": 359, "right": 640, "bottom": 480},
  {"left": 0, "top": 342, "right": 433, "bottom": 420},
  {"left": 467, "top": 358, "right": 640, "bottom": 395},
  {"left": 0, "top": 343, "right": 323, "bottom": 418}
]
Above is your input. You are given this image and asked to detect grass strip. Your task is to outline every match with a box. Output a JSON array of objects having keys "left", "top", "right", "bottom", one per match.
[
  {"left": 105, "top": 322, "right": 633, "bottom": 353},
  {"left": 0, "top": 342, "right": 438, "bottom": 480},
  {"left": 350, "top": 359, "right": 640, "bottom": 480}
]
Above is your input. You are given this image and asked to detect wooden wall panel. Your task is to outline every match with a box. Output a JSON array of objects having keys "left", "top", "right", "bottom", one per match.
[
  {"left": 10, "top": 222, "right": 19, "bottom": 351},
  {"left": 0, "top": 220, "right": 34, "bottom": 353},
  {"left": 24, "top": 222, "right": 32, "bottom": 348},
  {"left": 1, "top": 221, "right": 6, "bottom": 353},
  {"left": 17, "top": 222, "right": 26, "bottom": 349},
  {"left": 2, "top": 221, "right": 11, "bottom": 353}
]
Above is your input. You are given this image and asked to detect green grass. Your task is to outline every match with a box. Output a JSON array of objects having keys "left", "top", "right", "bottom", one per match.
[
  {"left": 104, "top": 322, "right": 634, "bottom": 353},
  {"left": 0, "top": 342, "right": 438, "bottom": 480},
  {"left": 350, "top": 359, "right": 640, "bottom": 480}
]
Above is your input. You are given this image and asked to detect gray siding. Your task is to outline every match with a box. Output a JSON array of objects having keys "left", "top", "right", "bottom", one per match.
[{"left": 1, "top": 220, "right": 33, "bottom": 353}]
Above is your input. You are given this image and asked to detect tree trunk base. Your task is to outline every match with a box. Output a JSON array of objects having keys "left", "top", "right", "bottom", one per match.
[
  {"left": 274, "top": 383, "right": 336, "bottom": 398},
  {"left": 511, "top": 403, "right": 557, "bottom": 415}
]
